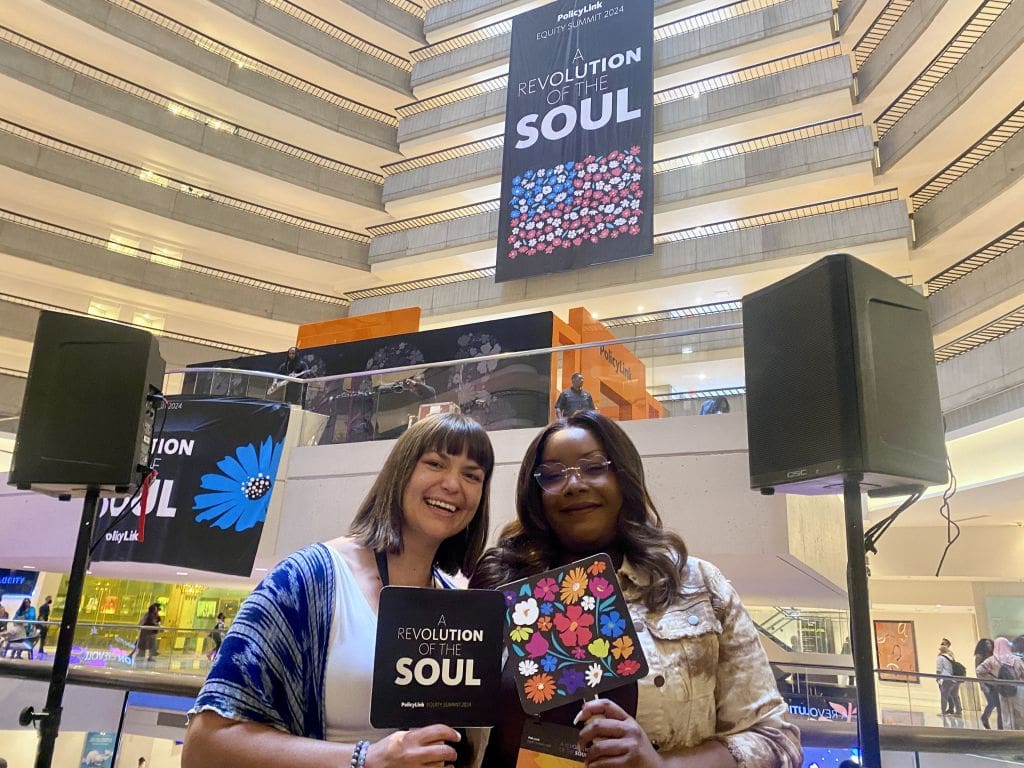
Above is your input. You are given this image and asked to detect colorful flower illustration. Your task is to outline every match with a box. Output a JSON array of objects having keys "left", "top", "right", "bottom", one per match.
[
  {"left": 541, "top": 654, "right": 558, "bottom": 672},
  {"left": 559, "top": 668, "right": 586, "bottom": 695},
  {"left": 525, "top": 673, "right": 557, "bottom": 704},
  {"left": 519, "top": 660, "right": 539, "bottom": 677},
  {"left": 525, "top": 631, "right": 550, "bottom": 659},
  {"left": 612, "top": 636, "right": 634, "bottom": 660},
  {"left": 616, "top": 659, "right": 641, "bottom": 676},
  {"left": 540, "top": 602, "right": 555, "bottom": 616},
  {"left": 588, "top": 638, "right": 610, "bottom": 658},
  {"left": 581, "top": 595, "right": 596, "bottom": 611},
  {"left": 503, "top": 590, "right": 517, "bottom": 606},
  {"left": 572, "top": 647, "right": 587, "bottom": 660},
  {"left": 560, "top": 567, "right": 589, "bottom": 604},
  {"left": 585, "top": 663, "right": 603, "bottom": 687},
  {"left": 510, "top": 626, "right": 533, "bottom": 643},
  {"left": 600, "top": 610, "right": 626, "bottom": 638},
  {"left": 537, "top": 616, "right": 553, "bottom": 632},
  {"left": 588, "top": 560, "right": 607, "bottom": 576},
  {"left": 193, "top": 436, "right": 283, "bottom": 531},
  {"left": 554, "top": 604, "right": 594, "bottom": 647},
  {"left": 535, "top": 577, "right": 558, "bottom": 601},
  {"left": 513, "top": 597, "right": 539, "bottom": 626},
  {"left": 589, "top": 576, "right": 614, "bottom": 598},
  {"left": 506, "top": 148, "right": 645, "bottom": 260}
]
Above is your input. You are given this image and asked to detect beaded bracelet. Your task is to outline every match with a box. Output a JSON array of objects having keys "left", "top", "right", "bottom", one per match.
[{"left": 349, "top": 740, "right": 370, "bottom": 768}]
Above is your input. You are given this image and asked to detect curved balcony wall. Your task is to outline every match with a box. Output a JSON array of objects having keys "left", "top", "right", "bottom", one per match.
[
  {"left": 42, "top": 0, "right": 399, "bottom": 153},
  {"left": 398, "top": 46, "right": 854, "bottom": 148},
  {"left": 0, "top": 30, "right": 385, "bottom": 210},
  {"left": 383, "top": 119, "right": 874, "bottom": 216},
  {"left": 0, "top": 212, "right": 348, "bottom": 325},
  {"left": 0, "top": 122, "right": 372, "bottom": 269},
  {"left": 875, "top": 0, "right": 1024, "bottom": 171},
  {"left": 411, "top": 0, "right": 835, "bottom": 92},
  {"left": 357, "top": 192, "right": 910, "bottom": 319},
  {"left": 853, "top": 0, "right": 951, "bottom": 99},
  {"left": 206, "top": 0, "right": 414, "bottom": 97},
  {"left": 347, "top": 0, "right": 426, "bottom": 42}
]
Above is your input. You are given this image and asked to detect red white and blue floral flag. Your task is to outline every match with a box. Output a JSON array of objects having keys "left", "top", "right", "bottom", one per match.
[
  {"left": 500, "top": 554, "right": 648, "bottom": 715},
  {"left": 496, "top": 0, "right": 655, "bottom": 283}
]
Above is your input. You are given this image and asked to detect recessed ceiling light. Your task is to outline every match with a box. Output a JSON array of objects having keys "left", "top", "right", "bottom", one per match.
[
  {"left": 21, "top": 565, "right": 35, "bottom": 570},
  {"left": 681, "top": 345, "right": 693, "bottom": 354},
  {"left": 698, "top": 373, "right": 707, "bottom": 380},
  {"left": 175, "top": 571, "right": 189, "bottom": 576},
  {"left": 254, "top": 567, "right": 268, "bottom": 572},
  {"left": 636, "top": 305, "right": 644, "bottom": 312}
]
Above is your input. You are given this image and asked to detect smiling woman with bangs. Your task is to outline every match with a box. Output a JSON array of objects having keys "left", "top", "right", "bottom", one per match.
[{"left": 184, "top": 413, "right": 494, "bottom": 768}]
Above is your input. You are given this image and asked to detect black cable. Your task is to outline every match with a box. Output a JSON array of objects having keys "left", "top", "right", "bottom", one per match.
[
  {"left": 89, "top": 395, "right": 170, "bottom": 556},
  {"left": 934, "top": 450, "right": 959, "bottom": 577},
  {"left": 864, "top": 490, "right": 921, "bottom": 555}
]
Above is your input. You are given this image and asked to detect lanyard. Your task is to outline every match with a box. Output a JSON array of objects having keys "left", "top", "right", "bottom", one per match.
[{"left": 374, "top": 550, "right": 389, "bottom": 587}]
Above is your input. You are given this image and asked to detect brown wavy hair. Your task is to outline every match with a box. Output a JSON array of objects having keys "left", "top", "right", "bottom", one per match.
[
  {"left": 468, "top": 411, "right": 687, "bottom": 611},
  {"left": 349, "top": 413, "right": 494, "bottom": 576}
]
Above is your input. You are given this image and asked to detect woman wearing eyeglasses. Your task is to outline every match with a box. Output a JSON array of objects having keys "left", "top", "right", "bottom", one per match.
[{"left": 470, "top": 411, "right": 801, "bottom": 768}]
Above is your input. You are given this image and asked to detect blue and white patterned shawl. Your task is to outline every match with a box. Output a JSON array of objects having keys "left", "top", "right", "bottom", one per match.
[{"left": 191, "top": 542, "right": 456, "bottom": 738}]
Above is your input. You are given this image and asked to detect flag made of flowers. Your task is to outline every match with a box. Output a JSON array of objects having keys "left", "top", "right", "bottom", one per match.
[{"left": 500, "top": 554, "right": 648, "bottom": 715}]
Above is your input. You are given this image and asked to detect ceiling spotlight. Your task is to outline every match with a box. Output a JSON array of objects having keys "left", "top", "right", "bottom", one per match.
[{"left": 681, "top": 345, "right": 693, "bottom": 354}]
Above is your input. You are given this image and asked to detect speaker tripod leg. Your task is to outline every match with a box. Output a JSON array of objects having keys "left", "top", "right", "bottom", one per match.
[
  {"left": 32, "top": 488, "right": 99, "bottom": 768},
  {"left": 844, "top": 479, "right": 881, "bottom": 767}
]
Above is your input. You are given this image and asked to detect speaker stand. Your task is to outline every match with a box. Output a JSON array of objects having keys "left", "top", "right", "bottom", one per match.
[
  {"left": 22, "top": 488, "right": 100, "bottom": 768},
  {"left": 843, "top": 479, "right": 881, "bottom": 768}
]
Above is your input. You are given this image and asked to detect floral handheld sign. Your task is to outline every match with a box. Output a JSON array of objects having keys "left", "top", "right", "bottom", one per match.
[{"left": 501, "top": 553, "right": 648, "bottom": 715}]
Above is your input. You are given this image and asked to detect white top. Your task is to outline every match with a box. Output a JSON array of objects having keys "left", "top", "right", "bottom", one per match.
[{"left": 323, "top": 544, "right": 398, "bottom": 744}]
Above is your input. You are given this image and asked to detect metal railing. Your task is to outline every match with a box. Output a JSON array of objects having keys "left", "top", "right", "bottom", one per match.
[
  {"left": 655, "top": 42, "right": 844, "bottom": 104},
  {"left": 345, "top": 267, "right": 497, "bottom": 299},
  {"left": 602, "top": 301, "right": 743, "bottom": 327},
  {"left": 383, "top": 0, "right": 426, "bottom": 18},
  {"left": 101, "top": 0, "right": 398, "bottom": 127},
  {"left": 852, "top": 0, "right": 913, "bottom": 68},
  {"left": 910, "top": 100, "right": 1024, "bottom": 212},
  {"left": 366, "top": 199, "right": 500, "bottom": 236},
  {"left": 396, "top": 75, "right": 508, "bottom": 117},
  {"left": 381, "top": 134, "right": 504, "bottom": 175},
  {"left": 0, "top": 25, "right": 381, "bottom": 182},
  {"left": 0, "top": 367, "right": 28, "bottom": 379},
  {"left": 654, "top": 0, "right": 799, "bottom": 40},
  {"left": 925, "top": 222, "right": 1024, "bottom": 294},
  {"left": 0, "top": 208, "right": 350, "bottom": 306},
  {"left": 874, "top": 0, "right": 1014, "bottom": 139},
  {"left": 256, "top": 0, "right": 412, "bottom": 70},
  {"left": 395, "top": 41, "right": 844, "bottom": 116},
  {"left": 656, "top": 386, "right": 746, "bottom": 402},
  {"left": 934, "top": 304, "right": 1024, "bottom": 363},
  {"left": 409, "top": 18, "right": 511, "bottom": 61},
  {"left": 654, "top": 114, "right": 864, "bottom": 172},
  {"left": 0, "top": 292, "right": 266, "bottom": 355},
  {"left": 655, "top": 188, "right": 900, "bottom": 244},
  {"left": 0, "top": 118, "right": 371, "bottom": 244}
]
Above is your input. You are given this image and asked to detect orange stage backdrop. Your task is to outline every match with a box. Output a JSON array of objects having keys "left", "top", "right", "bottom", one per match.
[{"left": 296, "top": 308, "right": 421, "bottom": 348}]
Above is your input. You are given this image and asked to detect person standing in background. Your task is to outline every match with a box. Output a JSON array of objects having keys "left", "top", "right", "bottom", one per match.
[
  {"left": 554, "top": 372, "right": 595, "bottom": 418},
  {"left": 36, "top": 596, "right": 52, "bottom": 657},
  {"left": 975, "top": 638, "right": 1002, "bottom": 729},
  {"left": 937, "top": 638, "right": 963, "bottom": 717}
]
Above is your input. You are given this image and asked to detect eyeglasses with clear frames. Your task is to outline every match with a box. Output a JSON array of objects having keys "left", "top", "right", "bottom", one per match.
[{"left": 533, "top": 458, "right": 613, "bottom": 494}]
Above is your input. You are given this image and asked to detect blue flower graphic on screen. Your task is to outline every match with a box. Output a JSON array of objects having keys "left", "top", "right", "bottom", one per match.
[{"left": 192, "top": 436, "right": 283, "bottom": 531}]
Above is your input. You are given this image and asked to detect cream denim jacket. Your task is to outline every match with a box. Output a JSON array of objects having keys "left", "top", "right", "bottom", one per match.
[{"left": 619, "top": 557, "right": 802, "bottom": 767}]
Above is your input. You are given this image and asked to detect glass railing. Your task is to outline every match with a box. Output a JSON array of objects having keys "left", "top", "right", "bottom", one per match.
[
  {"left": 775, "top": 660, "right": 1024, "bottom": 736},
  {"left": 749, "top": 606, "right": 851, "bottom": 653},
  {"left": 0, "top": 618, "right": 218, "bottom": 676},
  {"left": 167, "top": 324, "right": 746, "bottom": 445}
]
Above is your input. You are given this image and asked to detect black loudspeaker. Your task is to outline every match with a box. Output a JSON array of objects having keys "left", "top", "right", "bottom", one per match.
[
  {"left": 742, "top": 253, "right": 948, "bottom": 495},
  {"left": 8, "top": 311, "right": 166, "bottom": 498}
]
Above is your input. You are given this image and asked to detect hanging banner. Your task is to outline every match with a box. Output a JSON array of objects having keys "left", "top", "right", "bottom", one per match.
[
  {"left": 90, "top": 397, "right": 291, "bottom": 576},
  {"left": 496, "top": 0, "right": 654, "bottom": 283}
]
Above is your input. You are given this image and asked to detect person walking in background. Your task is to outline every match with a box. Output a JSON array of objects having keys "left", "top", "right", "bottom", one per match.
[
  {"left": 975, "top": 638, "right": 1002, "bottom": 729},
  {"left": 130, "top": 604, "right": 162, "bottom": 663},
  {"left": 937, "top": 638, "right": 963, "bottom": 717},
  {"left": 36, "top": 596, "right": 52, "bottom": 657},
  {"left": 554, "top": 372, "right": 595, "bottom": 418},
  {"left": 208, "top": 612, "right": 226, "bottom": 660},
  {"left": 977, "top": 637, "right": 1024, "bottom": 730}
]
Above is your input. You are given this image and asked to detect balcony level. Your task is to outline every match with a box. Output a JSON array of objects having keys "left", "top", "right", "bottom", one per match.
[
  {"left": 0, "top": 120, "right": 372, "bottom": 270},
  {"left": 398, "top": 43, "right": 854, "bottom": 154},
  {"left": 410, "top": 0, "right": 836, "bottom": 96},
  {"left": 36, "top": 0, "right": 400, "bottom": 157},
  {"left": 382, "top": 115, "right": 874, "bottom": 224},
  {"left": 358, "top": 190, "right": 911, "bottom": 323},
  {"left": 874, "top": 0, "right": 1024, "bottom": 172},
  {"left": 0, "top": 28, "right": 385, "bottom": 212}
]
